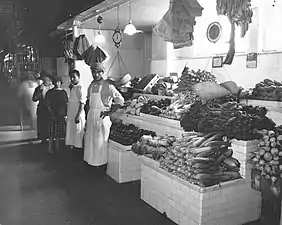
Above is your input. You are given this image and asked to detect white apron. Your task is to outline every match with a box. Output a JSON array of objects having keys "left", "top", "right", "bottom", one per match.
[
  {"left": 65, "top": 88, "right": 85, "bottom": 148},
  {"left": 84, "top": 85, "right": 112, "bottom": 166}
]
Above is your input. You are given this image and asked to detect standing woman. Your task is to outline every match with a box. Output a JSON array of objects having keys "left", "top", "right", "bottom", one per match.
[
  {"left": 65, "top": 70, "right": 86, "bottom": 149},
  {"left": 32, "top": 72, "right": 54, "bottom": 143},
  {"left": 45, "top": 76, "right": 68, "bottom": 154},
  {"left": 84, "top": 63, "right": 124, "bottom": 169}
]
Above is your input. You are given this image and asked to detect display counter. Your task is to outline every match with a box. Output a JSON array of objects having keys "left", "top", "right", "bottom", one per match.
[
  {"left": 139, "top": 139, "right": 261, "bottom": 225},
  {"left": 106, "top": 140, "right": 141, "bottom": 183},
  {"left": 141, "top": 162, "right": 261, "bottom": 225}
]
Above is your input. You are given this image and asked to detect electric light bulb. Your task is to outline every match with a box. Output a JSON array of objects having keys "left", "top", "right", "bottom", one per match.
[
  {"left": 94, "top": 31, "right": 106, "bottom": 44},
  {"left": 124, "top": 21, "right": 137, "bottom": 35}
]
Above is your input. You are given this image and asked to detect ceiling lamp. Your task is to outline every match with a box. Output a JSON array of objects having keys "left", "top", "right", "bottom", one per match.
[
  {"left": 94, "top": 15, "right": 106, "bottom": 44},
  {"left": 95, "top": 30, "right": 106, "bottom": 43},
  {"left": 124, "top": 1, "right": 137, "bottom": 35}
]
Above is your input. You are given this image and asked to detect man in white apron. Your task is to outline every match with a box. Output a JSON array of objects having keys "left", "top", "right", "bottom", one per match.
[
  {"left": 84, "top": 63, "right": 124, "bottom": 169},
  {"left": 65, "top": 70, "right": 86, "bottom": 149}
]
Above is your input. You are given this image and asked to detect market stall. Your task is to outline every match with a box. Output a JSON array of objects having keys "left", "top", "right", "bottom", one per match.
[{"left": 54, "top": 0, "right": 282, "bottom": 224}]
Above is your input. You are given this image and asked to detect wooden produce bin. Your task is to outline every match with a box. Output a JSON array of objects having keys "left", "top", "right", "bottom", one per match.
[
  {"left": 141, "top": 162, "right": 261, "bottom": 225},
  {"left": 106, "top": 140, "right": 141, "bottom": 183}
]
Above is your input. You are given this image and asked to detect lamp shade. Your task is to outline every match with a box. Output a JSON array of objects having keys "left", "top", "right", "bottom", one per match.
[{"left": 124, "top": 21, "right": 137, "bottom": 35}]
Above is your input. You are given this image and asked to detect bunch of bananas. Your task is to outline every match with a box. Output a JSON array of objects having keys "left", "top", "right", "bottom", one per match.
[{"left": 216, "top": 0, "right": 253, "bottom": 37}]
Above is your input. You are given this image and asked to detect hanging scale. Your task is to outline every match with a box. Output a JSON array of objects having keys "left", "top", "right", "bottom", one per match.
[{"left": 107, "top": 5, "right": 129, "bottom": 80}]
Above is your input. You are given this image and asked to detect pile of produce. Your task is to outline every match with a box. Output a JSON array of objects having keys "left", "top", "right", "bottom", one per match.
[
  {"left": 131, "top": 135, "right": 176, "bottom": 160},
  {"left": 159, "top": 132, "right": 241, "bottom": 187},
  {"left": 251, "top": 79, "right": 282, "bottom": 101},
  {"left": 110, "top": 122, "right": 156, "bottom": 146},
  {"left": 151, "top": 79, "right": 174, "bottom": 97},
  {"left": 174, "top": 67, "right": 217, "bottom": 93},
  {"left": 180, "top": 100, "right": 276, "bottom": 140},
  {"left": 249, "top": 129, "right": 282, "bottom": 185},
  {"left": 140, "top": 98, "right": 172, "bottom": 116},
  {"left": 123, "top": 96, "right": 148, "bottom": 116}
]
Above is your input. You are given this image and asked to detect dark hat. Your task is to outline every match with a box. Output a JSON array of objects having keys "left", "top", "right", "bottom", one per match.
[{"left": 90, "top": 63, "right": 105, "bottom": 73}]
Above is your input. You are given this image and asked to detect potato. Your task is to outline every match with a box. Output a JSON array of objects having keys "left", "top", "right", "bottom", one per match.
[
  {"left": 263, "top": 135, "right": 270, "bottom": 140},
  {"left": 271, "top": 142, "right": 277, "bottom": 148},
  {"left": 268, "top": 131, "right": 276, "bottom": 137},
  {"left": 264, "top": 141, "right": 271, "bottom": 146},
  {"left": 270, "top": 137, "right": 277, "bottom": 143}
]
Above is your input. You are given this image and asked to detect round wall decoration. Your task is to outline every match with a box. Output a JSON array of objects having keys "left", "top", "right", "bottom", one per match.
[{"left": 207, "top": 22, "right": 222, "bottom": 43}]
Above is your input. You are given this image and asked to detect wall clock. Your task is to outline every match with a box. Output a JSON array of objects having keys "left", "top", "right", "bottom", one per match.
[{"left": 112, "top": 28, "right": 122, "bottom": 48}]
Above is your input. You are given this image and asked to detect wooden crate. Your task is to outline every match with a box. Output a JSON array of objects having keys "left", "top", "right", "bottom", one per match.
[
  {"left": 141, "top": 160, "right": 262, "bottom": 225},
  {"left": 106, "top": 140, "right": 141, "bottom": 183}
]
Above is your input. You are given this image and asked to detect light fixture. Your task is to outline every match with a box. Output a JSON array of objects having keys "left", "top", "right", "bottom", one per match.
[
  {"left": 124, "top": 1, "right": 137, "bottom": 35},
  {"left": 95, "top": 30, "right": 106, "bottom": 43},
  {"left": 94, "top": 15, "right": 106, "bottom": 44}
]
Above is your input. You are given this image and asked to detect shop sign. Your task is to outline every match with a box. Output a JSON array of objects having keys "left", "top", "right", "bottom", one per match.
[{"left": 246, "top": 52, "right": 258, "bottom": 68}]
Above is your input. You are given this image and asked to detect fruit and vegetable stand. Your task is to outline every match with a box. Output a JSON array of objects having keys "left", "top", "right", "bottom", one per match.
[{"left": 105, "top": 65, "right": 282, "bottom": 224}]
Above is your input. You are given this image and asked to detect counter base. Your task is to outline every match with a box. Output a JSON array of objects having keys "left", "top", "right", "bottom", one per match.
[
  {"left": 106, "top": 140, "right": 141, "bottom": 183},
  {"left": 141, "top": 162, "right": 261, "bottom": 225}
]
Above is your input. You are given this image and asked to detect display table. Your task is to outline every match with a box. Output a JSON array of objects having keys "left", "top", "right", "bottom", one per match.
[
  {"left": 141, "top": 161, "right": 261, "bottom": 225},
  {"left": 106, "top": 140, "right": 141, "bottom": 183},
  {"left": 140, "top": 139, "right": 261, "bottom": 225}
]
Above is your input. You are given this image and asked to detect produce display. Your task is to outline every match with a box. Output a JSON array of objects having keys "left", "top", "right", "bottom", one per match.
[
  {"left": 251, "top": 79, "right": 282, "bottom": 101},
  {"left": 110, "top": 122, "right": 156, "bottom": 146},
  {"left": 249, "top": 129, "right": 282, "bottom": 185},
  {"left": 132, "top": 132, "right": 241, "bottom": 187},
  {"left": 140, "top": 98, "right": 172, "bottom": 116},
  {"left": 174, "top": 67, "right": 217, "bottom": 93},
  {"left": 180, "top": 100, "right": 276, "bottom": 140},
  {"left": 160, "top": 132, "right": 241, "bottom": 187},
  {"left": 132, "top": 135, "right": 176, "bottom": 160},
  {"left": 123, "top": 96, "right": 148, "bottom": 116},
  {"left": 151, "top": 79, "right": 175, "bottom": 97}
]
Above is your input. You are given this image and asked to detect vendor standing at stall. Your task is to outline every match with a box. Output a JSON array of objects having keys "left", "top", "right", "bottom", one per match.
[
  {"left": 84, "top": 63, "right": 124, "bottom": 169},
  {"left": 65, "top": 70, "right": 87, "bottom": 149},
  {"left": 32, "top": 72, "right": 54, "bottom": 143}
]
